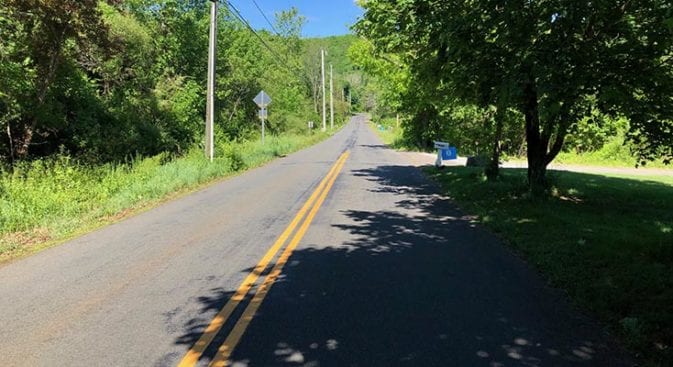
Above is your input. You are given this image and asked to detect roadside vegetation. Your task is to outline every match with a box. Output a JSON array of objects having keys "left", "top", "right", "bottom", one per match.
[
  {"left": 0, "top": 2, "right": 358, "bottom": 163},
  {"left": 352, "top": 1, "right": 673, "bottom": 192},
  {"left": 0, "top": 132, "right": 330, "bottom": 262},
  {"left": 0, "top": 1, "right": 365, "bottom": 260},
  {"left": 375, "top": 116, "right": 673, "bottom": 170},
  {"left": 425, "top": 167, "right": 673, "bottom": 365}
]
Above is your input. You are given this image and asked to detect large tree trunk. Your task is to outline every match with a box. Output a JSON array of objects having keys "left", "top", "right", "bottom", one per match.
[
  {"left": 523, "top": 79, "right": 549, "bottom": 194},
  {"left": 522, "top": 79, "right": 570, "bottom": 194},
  {"left": 527, "top": 149, "right": 548, "bottom": 193}
]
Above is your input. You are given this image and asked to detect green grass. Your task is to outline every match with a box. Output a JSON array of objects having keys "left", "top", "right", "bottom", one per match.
[
  {"left": 555, "top": 151, "right": 672, "bottom": 169},
  {"left": 0, "top": 132, "right": 331, "bottom": 262},
  {"left": 554, "top": 138, "right": 672, "bottom": 169},
  {"left": 371, "top": 118, "right": 415, "bottom": 151},
  {"left": 425, "top": 166, "right": 673, "bottom": 366}
]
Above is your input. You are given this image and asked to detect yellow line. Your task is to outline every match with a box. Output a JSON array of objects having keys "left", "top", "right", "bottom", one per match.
[
  {"left": 209, "top": 151, "right": 350, "bottom": 367},
  {"left": 177, "top": 152, "right": 349, "bottom": 367}
]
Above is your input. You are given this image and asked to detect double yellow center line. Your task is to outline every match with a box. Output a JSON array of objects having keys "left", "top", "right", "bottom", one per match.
[{"left": 177, "top": 151, "right": 350, "bottom": 367}]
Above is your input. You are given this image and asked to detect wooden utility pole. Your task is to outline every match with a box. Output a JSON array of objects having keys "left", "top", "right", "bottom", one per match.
[
  {"left": 205, "top": 0, "right": 217, "bottom": 161},
  {"left": 321, "top": 49, "right": 326, "bottom": 131},
  {"left": 330, "top": 64, "right": 334, "bottom": 130}
]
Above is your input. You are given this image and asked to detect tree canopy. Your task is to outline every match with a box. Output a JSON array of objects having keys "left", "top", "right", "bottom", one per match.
[
  {"left": 354, "top": 0, "right": 673, "bottom": 191},
  {"left": 0, "top": 1, "right": 356, "bottom": 165}
]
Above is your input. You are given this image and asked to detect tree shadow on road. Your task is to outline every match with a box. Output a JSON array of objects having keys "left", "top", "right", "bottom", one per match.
[{"left": 175, "top": 164, "right": 634, "bottom": 367}]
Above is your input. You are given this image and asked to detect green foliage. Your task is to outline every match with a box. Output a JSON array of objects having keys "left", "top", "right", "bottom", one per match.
[
  {"left": 565, "top": 107, "right": 630, "bottom": 154},
  {"left": 0, "top": 1, "right": 348, "bottom": 164},
  {"left": 0, "top": 8, "right": 35, "bottom": 163},
  {"left": 427, "top": 166, "right": 673, "bottom": 366},
  {"left": 355, "top": 0, "right": 673, "bottom": 190},
  {"left": 302, "top": 35, "right": 360, "bottom": 123},
  {"left": 556, "top": 136, "right": 672, "bottom": 169},
  {"left": 347, "top": 38, "right": 408, "bottom": 117}
]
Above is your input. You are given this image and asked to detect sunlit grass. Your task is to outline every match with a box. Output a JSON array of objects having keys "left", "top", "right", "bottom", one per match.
[
  {"left": 370, "top": 118, "right": 414, "bottom": 151},
  {"left": 554, "top": 137, "right": 671, "bottom": 169},
  {"left": 0, "top": 132, "right": 330, "bottom": 261}
]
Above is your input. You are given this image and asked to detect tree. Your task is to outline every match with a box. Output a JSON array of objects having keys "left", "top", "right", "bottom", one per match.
[
  {"left": 355, "top": 0, "right": 673, "bottom": 192},
  {"left": 0, "top": 8, "right": 34, "bottom": 164},
  {"left": 3, "top": 0, "right": 113, "bottom": 158},
  {"left": 348, "top": 39, "right": 408, "bottom": 118},
  {"left": 0, "top": 1, "right": 356, "bottom": 165}
]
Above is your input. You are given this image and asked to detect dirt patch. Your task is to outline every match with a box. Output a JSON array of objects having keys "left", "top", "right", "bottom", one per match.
[{"left": 0, "top": 227, "right": 53, "bottom": 261}]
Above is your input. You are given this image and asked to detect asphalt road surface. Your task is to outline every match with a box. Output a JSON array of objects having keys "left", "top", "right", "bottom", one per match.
[{"left": 0, "top": 115, "right": 632, "bottom": 366}]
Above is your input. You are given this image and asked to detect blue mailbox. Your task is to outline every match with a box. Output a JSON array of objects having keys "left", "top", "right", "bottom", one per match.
[
  {"left": 434, "top": 141, "right": 457, "bottom": 167},
  {"left": 441, "top": 147, "right": 457, "bottom": 160}
]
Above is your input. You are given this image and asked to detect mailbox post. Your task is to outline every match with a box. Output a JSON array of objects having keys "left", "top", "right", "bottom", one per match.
[
  {"left": 434, "top": 141, "right": 449, "bottom": 167},
  {"left": 434, "top": 141, "right": 458, "bottom": 167}
]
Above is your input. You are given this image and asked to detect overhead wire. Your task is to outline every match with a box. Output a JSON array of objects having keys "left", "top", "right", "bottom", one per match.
[
  {"left": 250, "top": 0, "right": 279, "bottom": 35},
  {"left": 223, "top": 0, "right": 307, "bottom": 81}
]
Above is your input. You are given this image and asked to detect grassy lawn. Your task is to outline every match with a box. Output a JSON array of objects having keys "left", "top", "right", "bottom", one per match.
[
  {"left": 554, "top": 151, "right": 672, "bottom": 169},
  {"left": 370, "top": 119, "right": 415, "bottom": 151},
  {"left": 424, "top": 166, "right": 673, "bottom": 366},
  {"left": 531, "top": 137, "right": 671, "bottom": 170},
  {"left": 0, "top": 131, "right": 332, "bottom": 263}
]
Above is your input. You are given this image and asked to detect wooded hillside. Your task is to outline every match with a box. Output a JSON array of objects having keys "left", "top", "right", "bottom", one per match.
[{"left": 0, "top": 1, "right": 357, "bottom": 165}]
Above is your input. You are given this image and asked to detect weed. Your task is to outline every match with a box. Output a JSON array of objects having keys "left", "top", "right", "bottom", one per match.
[{"left": 0, "top": 131, "right": 330, "bottom": 261}]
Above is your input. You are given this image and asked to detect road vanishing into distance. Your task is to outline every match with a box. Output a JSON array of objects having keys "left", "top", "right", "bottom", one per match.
[{"left": 0, "top": 115, "right": 632, "bottom": 366}]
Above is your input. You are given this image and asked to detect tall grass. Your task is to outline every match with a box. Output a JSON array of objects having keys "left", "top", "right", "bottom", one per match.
[{"left": 0, "top": 132, "right": 328, "bottom": 260}]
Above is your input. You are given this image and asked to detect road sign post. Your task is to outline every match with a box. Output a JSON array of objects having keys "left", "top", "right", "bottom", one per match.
[{"left": 254, "top": 91, "right": 272, "bottom": 145}]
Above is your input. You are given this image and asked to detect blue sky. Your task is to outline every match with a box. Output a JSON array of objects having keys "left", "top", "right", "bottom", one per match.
[{"left": 228, "top": 0, "right": 363, "bottom": 37}]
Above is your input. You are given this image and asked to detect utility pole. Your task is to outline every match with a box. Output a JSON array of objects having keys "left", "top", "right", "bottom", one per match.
[
  {"left": 330, "top": 64, "right": 334, "bottom": 130},
  {"left": 321, "top": 49, "right": 326, "bottom": 131},
  {"left": 205, "top": 0, "right": 217, "bottom": 161}
]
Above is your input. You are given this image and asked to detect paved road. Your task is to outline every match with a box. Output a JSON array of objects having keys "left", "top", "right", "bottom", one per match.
[{"left": 0, "top": 115, "right": 632, "bottom": 366}]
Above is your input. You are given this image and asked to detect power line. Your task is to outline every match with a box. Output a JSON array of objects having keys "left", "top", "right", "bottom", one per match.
[
  {"left": 250, "top": 0, "right": 279, "bottom": 35},
  {"left": 224, "top": 0, "right": 305, "bottom": 80}
]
